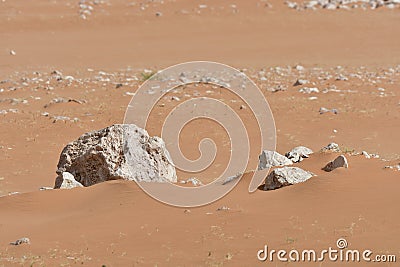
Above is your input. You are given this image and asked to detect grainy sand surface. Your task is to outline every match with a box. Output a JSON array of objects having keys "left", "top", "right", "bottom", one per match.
[{"left": 0, "top": 1, "right": 399, "bottom": 266}]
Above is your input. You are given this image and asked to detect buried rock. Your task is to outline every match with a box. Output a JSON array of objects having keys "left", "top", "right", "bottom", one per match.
[
  {"left": 258, "top": 150, "right": 292, "bottom": 170},
  {"left": 285, "top": 146, "right": 313, "bottom": 163},
  {"left": 264, "top": 167, "right": 315, "bottom": 190},
  {"left": 322, "top": 155, "right": 348, "bottom": 172},
  {"left": 54, "top": 124, "right": 176, "bottom": 188}
]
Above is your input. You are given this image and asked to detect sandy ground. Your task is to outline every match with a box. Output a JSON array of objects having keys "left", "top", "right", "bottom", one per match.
[{"left": 0, "top": 0, "right": 399, "bottom": 266}]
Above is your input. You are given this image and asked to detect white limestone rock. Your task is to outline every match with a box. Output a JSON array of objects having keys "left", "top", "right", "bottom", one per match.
[
  {"left": 258, "top": 150, "right": 293, "bottom": 170},
  {"left": 264, "top": 167, "right": 314, "bottom": 190},
  {"left": 285, "top": 146, "right": 314, "bottom": 163},
  {"left": 55, "top": 124, "right": 177, "bottom": 188}
]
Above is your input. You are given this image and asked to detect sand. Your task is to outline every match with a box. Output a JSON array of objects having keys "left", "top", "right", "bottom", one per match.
[{"left": 0, "top": 0, "right": 399, "bottom": 266}]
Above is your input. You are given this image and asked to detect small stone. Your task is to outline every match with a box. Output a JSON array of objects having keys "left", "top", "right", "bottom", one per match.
[
  {"left": 264, "top": 167, "right": 314, "bottom": 190},
  {"left": 285, "top": 146, "right": 313, "bottom": 163},
  {"left": 10, "top": 50, "right": 16, "bottom": 56},
  {"left": 171, "top": 96, "right": 180, "bottom": 101},
  {"left": 222, "top": 173, "right": 242, "bottom": 185},
  {"left": 216, "top": 206, "right": 230, "bottom": 211},
  {"left": 295, "top": 65, "right": 304, "bottom": 71},
  {"left": 186, "top": 177, "right": 203, "bottom": 186},
  {"left": 293, "top": 79, "right": 308, "bottom": 86},
  {"left": 321, "top": 142, "right": 340, "bottom": 152},
  {"left": 322, "top": 155, "right": 348, "bottom": 172},
  {"left": 299, "top": 87, "right": 319, "bottom": 94},
  {"left": 319, "top": 107, "right": 330, "bottom": 114},
  {"left": 10, "top": 237, "right": 30, "bottom": 246},
  {"left": 155, "top": 12, "right": 162, "bottom": 17},
  {"left": 361, "top": 151, "right": 371, "bottom": 159},
  {"left": 56, "top": 172, "right": 83, "bottom": 189},
  {"left": 39, "top": 186, "right": 53, "bottom": 191}
]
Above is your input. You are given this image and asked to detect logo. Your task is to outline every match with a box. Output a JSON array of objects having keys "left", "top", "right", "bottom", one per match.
[{"left": 124, "top": 61, "right": 276, "bottom": 207}]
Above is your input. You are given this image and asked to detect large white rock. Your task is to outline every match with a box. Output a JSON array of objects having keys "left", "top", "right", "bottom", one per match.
[
  {"left": 264, "top": 167, "right": 314, "bottom": 190},
  {"left": 258, "top": 150, "right": 293, "bottom": 170},
  {"left": 54, "top": 124, "right": 176, "bottom": 188}
]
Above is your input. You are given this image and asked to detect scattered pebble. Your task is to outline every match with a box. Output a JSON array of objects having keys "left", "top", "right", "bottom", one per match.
[
  {"left": 9, "top": 237, "right": 30, "bottom": 246},
  {"left": 384, "top": 164, "right": 400, "bottom": 171},
  {"left": 39, "top": 186, "right": 53, "bottom": 191},
  {"left": 286, "top": 0, "right": 400, "bottom": 10},
  {"left": 299, "top": 87, "right": 319, "bottom": 94},
  {"left": 293, "top": 79, "right": 308, "bottom": 86},
  {"left": 321, "top": 142, "right": 340, "bottom": 152},
  {"left": 361, "top": 151, "right": 371, "bottom": 159},
  {"left": 181, "top": 177, "right": 203, "bottom": 186},
  {"left": 319, "top": 107, "right": 338, "bottom": 115}
]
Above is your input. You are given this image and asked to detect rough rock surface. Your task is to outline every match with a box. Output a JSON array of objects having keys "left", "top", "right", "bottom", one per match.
[
  {"left": 322, "top": 155, "right": 349, "bottom": 172},
  {"left": 55, "top": 124, "right": 176, "bottom": 188},
  {"left": 56, "top": 172, "right": 83, "bottom": 189},
  {"left": 258, "top": 150, "right": 293, "bottom": 170},
  {"left": 264, "top": 167, "right": 314, "bottom": 190},
  {"left": 285, "top": 146, "right": 313, "bottom": 163}
]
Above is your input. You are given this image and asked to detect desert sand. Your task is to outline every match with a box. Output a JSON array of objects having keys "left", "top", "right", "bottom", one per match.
[{"left": 0, "top": 0, "right": 399, "bottom": 266}]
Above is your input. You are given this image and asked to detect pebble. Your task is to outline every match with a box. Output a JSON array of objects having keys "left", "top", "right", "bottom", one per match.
[
  {"left": 293, "top": 79, "right": 308, "bottom": 86},
  {"left": 319, "top": 107, "right": 338, "bottom": 114},
  {"left": 299, "top": 87, "right": 319, "bottom": 94},
  {"left": 182, "top": 177, "right": 203, "bottom": 186},
  {"left": 10, "top": 50, "right": 16, "bottom": 56},
  {"left": 286, "top": 0, "right": 400, "bottom": 10},
  {"left": 361, "top": 151, "right": 371, "bottom": 159},
  {"left": 322, "top": 142, "right": 340, "bottom": 152},
  {"left": 10, "top": 237, "right": 30, "bottom": 246}
]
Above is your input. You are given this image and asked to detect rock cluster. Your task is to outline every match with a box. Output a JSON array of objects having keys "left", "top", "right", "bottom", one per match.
[
  {"left": 259, "top": 147, "right": 315, "bottom": 190},
  {"left": 286, "top": 0, "right": 400, "bottom": 10},
  {"left": 54, "top": 124, "right": 176, "bottom": 188}
]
